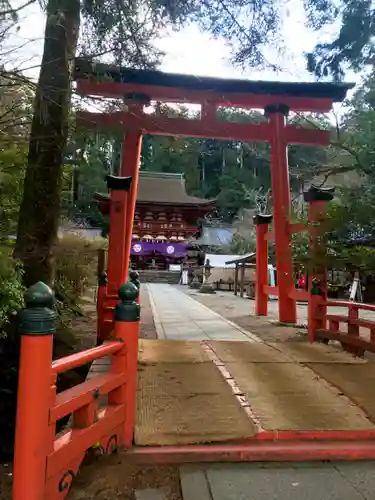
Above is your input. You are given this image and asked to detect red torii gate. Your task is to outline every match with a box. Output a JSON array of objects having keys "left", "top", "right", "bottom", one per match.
[
  {"left": 11, "top": 62, "right": 363, "bottom": 500},
  {"left": 75, "top": 59, "right": 353, "bottom": 323}
]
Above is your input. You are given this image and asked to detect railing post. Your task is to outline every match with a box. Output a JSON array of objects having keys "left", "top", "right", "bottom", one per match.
[
  {"left": 253, "top": 214, "right": 273, "bottom": 316},
  {"left": 129, "top": 269, "right": 141, "bottom": 304},
  {"left": 106, "top": 175, "right": 132, "bottom": 296},
  {"left": 13, "top": 282, "right": 56, "bottom": 500},
  {"left": 308, "top": 282, "right": 323, "bottom": 343},
  {"left": 97, "top": 271, "right": 108, "bottom": 345},
  {"left": 109, "top": 281, "right": 140, "bottom": 447},
  {"left": 304, "top": 186, "right": 335, "bottom": 343}
]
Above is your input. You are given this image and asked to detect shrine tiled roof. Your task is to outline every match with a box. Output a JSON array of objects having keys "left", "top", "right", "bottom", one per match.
[{"left": 96, "top": 171, "right": 215, "bottom": 206}]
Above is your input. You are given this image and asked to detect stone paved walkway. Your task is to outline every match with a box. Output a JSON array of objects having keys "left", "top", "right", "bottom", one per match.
[
  {"left": 147, "top": 283, "right": 259, "bottom": 342},
  {"left": 145, "top": 284, "right": 375, "bottom": 500},
  {"left": 88, "top": 283, "right": 375, "bottom": 500},
  {"left": 180, "top": 462, "right": 375, "bottom": 500}
]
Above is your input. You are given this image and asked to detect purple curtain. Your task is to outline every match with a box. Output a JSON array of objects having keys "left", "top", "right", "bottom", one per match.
[{"left": 131, "top": 241, "right": 186, "bottom": 258}]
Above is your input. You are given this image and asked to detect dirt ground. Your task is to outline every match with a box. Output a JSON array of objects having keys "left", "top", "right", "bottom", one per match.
[
  {"left": 0, "top": 284, "right": 164, "bottom": 500},
  {"left": 68, "top": 455, "right": 182, "bottom": 500},
  {"left": 67, "top": 285, "right": 158, "bottom": 350}
]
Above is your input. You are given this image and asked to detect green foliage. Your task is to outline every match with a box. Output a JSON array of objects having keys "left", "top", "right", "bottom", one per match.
[
  {"left": 0, "top": 244, "right": 25, "bottom": 333},
  {"left": 54, "top": 235, "right": 106, "bottom": 321},
  {"left": 305, "top": 0, "right": 374, "bottom": 79},
  {"left": 0, "top": 140, "right": 27, "bottom": 236},
  {"left": 81, "top": 0, "right": 375, "bottom": 79},
  {"left": 228, "top": 232, "right": 256, "bottom": 254}
]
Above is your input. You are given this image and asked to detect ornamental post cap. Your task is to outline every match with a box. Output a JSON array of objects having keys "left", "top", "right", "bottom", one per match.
[
  {"left": 25, "top": 281, "right": 54, "bottom": 308},
  {"left": 118, "top": 281, "right": 139, "bottom": 302},
  {"left": 98, "top": 272, "right": 108, "bottom": 286},
  {"left": 129, "top": 270, "right": 139, "bottom": 280}
]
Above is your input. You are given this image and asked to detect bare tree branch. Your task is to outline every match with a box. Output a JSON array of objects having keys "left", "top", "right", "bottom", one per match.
[{"left": 0, "top": 0, "right": 36, "bottom": 17}]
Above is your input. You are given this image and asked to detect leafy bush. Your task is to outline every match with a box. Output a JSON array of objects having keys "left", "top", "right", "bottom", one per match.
[
  {"left": 54, "top": 235, "right": 106, "bottom": 320},
  {"left": 0, "top": 243, "right": 25, "bottom": 334}
]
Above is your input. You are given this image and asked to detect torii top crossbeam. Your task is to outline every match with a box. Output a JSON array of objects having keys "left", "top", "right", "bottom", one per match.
[
  {"left": 75, "top": 58, "right": 353, "bottom": 112},
  {"left": 74, "top": 58, "right": 354, "bottom": 144}
]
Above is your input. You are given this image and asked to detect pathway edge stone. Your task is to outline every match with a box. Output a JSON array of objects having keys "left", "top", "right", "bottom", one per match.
[{"left": 146, "top": 283, "right": 166, "bottom": 339}]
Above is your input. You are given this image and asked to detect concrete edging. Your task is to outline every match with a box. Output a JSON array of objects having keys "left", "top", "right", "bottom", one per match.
[{"left": 146, "top": 283, "right": 166, "bottom": 339}]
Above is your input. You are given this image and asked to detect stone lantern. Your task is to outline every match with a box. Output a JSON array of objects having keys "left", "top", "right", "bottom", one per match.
[{"left": 199, "top": 258, "right": 216, "bottom": 294}]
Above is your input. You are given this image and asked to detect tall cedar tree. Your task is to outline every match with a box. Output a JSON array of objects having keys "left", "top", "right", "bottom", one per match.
[{"left": 14, "top": 0, "right": 80, "bottom": 286}]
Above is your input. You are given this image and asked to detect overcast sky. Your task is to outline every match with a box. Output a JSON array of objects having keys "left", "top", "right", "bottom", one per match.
[{"left": 5, "top": 0, "right": 361, "bottom": 114}]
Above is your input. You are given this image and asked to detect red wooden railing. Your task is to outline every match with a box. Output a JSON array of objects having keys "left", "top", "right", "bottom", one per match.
[
  {"left": 96, "top": 266, "right": 141, "bottom": 344},
  {"left": 311, "top": 297, "right": 375, "bottom": 356},
  {"left": 13, "top": 280, "right": 140, "bottom": 500}
]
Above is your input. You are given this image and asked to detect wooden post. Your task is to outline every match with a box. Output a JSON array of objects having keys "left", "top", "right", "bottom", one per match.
[
  {"left": 13, "top": 282, "right": 56, "bottom": 500},
  {"left": 234, "top": 264, "right": 239, "bottom": 296},
  {"left": 240, "top": 263, "right": 245, "bottom": 297},
  {"left": 106, "top": 175, "right": 132, "bottom": 296},
  {"left": 120, "top": 130, "right": 143, "bottom": 283},
  {"left": 254, "top": 214, "right": 272, "bottom": 316},
  {"left": 304, "top": 186, "right": 335, "bottom": 342},
  {"left": 266, "top": 104, "right": 296, "bottom": 324},
  {"left": 109, "top": 281, "right": 140, "bottom": 447},
  {"left": 96, "top": 272, "right": 108, "bottom": 345},
  {"left": 97, "top": 248, "right": 106, "bottom": 278}
]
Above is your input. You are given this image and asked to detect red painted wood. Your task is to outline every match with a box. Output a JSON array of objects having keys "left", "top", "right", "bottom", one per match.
[
  {"left": 288, "top": 222, "right": 307, "bottom": 235},
  {"left": 249, "top": 429, "right": 375, "bottom": 442},
  {"left": 307, "top": 200, "right": 328, "bottom": 342},
  {"left": 51, "top": 341, "right": 122, "bottom": 375},
  {"left": 326, "top": 314, "right": 375, "bottom": 330},
  {"left": 50, "top": 373, "right": 126, "bottom": 423},
  {"left": 77, "top": 110, "right": 272, "bottom": 142},
  {"left": 326, "top": 300, "right": 375, "bottom": 313},
  {"left": 47, "top": 406, "right": 125, "bottom": 479},
  {"left": 107, "top": 187, "right": 129, "bottom": 295},
  {"left": 268, "top": 111, "right": 296, "bottom": 324},
  {"left": 76, "top": 79, "right": 334, "bottom": 112},
  {"left": 78, "top": 110, "right": 332, "bottom": 146},
  {"left": 264, "top": 230, "right": 274, "bottom": 241},
  {"left": 263, "top": 285, "right": 278, "bottom": 296},
  {"left": 316, "top": 329, "right": 375, "bottom": 353},
  {"left": 13, "top": 334, "right": 54, "bottom": 500},
  {"left": 285, "top": 126, "right": 330, "bottom": 146},
  {"left": 255, "top": 222, "right": 270, "bottom": 316},
  {"left": 97, "top": 282, "right": 107, "bottom": 343},
  {"left": 289, "top": 289, "right": 309, "bottom": 301},
  {"left": 120, "top": 130, "right": 143, "bottom": 282},
  {"left": 124, "top": 439, "right": 375, "bottom": 464}
]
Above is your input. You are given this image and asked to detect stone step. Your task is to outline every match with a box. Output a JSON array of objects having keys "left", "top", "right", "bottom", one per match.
[{"left": 137, "top": 270, "right": 180, "bottom": 284}]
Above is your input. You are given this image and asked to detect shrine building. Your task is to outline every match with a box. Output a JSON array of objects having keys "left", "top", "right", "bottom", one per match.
[{"left": 95, "top": 171, "right": 215, "bottom": 271}]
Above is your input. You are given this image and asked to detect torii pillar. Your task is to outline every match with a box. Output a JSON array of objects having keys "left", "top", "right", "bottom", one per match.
[
  {"left": 120, "top": 128, "right": 143, "bottom": 283},
  {"left": 265, "top": 104, "right": 297, "bottom": 324}
]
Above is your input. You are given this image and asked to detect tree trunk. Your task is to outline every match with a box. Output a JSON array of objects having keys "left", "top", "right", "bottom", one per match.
[{"left": 14, "top": 0, "right": 80, "bottom": 287}]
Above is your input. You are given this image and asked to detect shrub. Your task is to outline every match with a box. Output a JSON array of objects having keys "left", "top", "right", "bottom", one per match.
[
  {"left": 0, "top": 243, "right": 25, "bottom": 335},
  {"left": 54, "top": 235, "right": 106, "bottom": 320}
]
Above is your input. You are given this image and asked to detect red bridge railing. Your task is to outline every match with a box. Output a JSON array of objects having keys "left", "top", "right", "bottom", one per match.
[
  {"left": 12, "top": 280, "right": 140, "bottom": 500},
  {"left": 310, "top": 296, "right": 375, "bottom": 356}
]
